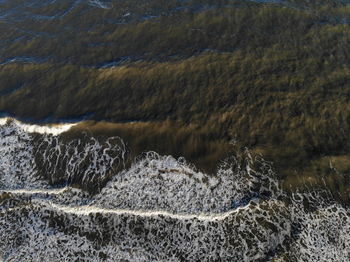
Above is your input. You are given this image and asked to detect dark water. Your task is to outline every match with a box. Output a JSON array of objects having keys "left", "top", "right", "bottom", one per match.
[
  {"left": 0, "top": 0, "right": 349, "bottom": 261},
  {"left": 0, "top": 119, "right": 349, "bottom": 261}
]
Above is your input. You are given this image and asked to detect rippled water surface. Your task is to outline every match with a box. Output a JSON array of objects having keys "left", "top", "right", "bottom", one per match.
[
  {"left": 0, "top": 118, "right": 349, "bottom": 261},
  {"left": 0, "top": 1, "right": 349, "bottom": 260}
]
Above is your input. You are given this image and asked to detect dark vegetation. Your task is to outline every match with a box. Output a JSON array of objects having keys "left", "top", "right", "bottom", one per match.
[{"left": 0, "top": 0, "right": 349, "bottom": 195}]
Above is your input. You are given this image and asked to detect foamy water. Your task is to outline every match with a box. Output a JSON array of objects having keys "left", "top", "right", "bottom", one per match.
[
  {"left": 0, "top": 119, "right": 349, "bottom": 261},
  {"left": 0, "top": 117, "right": 76, "bottom": 135}
]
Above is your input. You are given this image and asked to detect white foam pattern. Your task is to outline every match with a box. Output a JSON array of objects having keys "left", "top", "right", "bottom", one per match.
[
  {"left": 0, "top": 119, "right": 350, "bottom": 261},
  {"left": 0, "top": 118, "right": 127, "bottom": 189},
  {"left": 92, "top": 150, "right": 279, "bottom": 214}
]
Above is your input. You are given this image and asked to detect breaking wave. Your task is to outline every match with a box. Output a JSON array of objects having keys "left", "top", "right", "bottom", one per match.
[{"left": 0, "top": 118, "right": 349, "bottom": 261}]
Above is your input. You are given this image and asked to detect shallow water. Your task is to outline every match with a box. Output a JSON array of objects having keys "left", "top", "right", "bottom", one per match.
[{"left": 0, "top": 119, "right": 349, "bottom": 261}]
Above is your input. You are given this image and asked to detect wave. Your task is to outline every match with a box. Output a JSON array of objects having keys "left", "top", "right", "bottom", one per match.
[
  {"left": 0, "top": 117, "right": 126, "bottom": 190},
  {"left": 0, "top": 118, "right": 349, "bottom": 261},
  {"left": 0, "top": 117, "right": 76, "bottom": 135}
]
